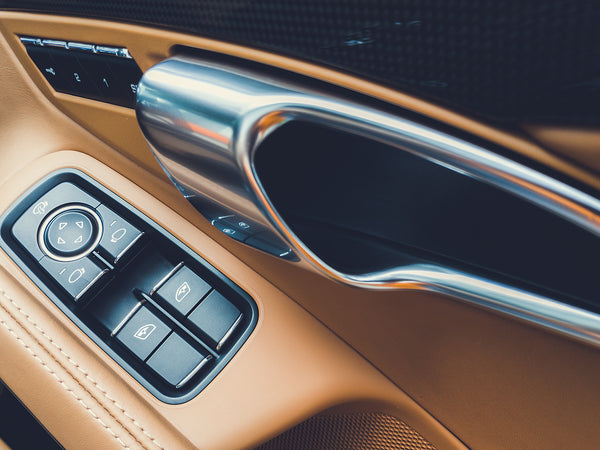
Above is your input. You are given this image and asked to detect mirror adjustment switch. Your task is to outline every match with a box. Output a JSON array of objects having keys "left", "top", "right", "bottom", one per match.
[
  {"left": 155, "top": 265, "right": 211, "bottom": 316},
  {"left": 39, "top": 256, "right": 107, "bottom": 301},
  {"left": 147, "top": 333, "right": 210, "bottom": 388},
  {"left": 97, "top": 204, "right": 143, "bottom": 264},
  {"left": 116, "top": 306, "right": 170, "bottom": 361},
  {"left": 188, "top": 291, "right": 242, "bottom": 351},
  {"left": 12, "top": 182, "right": 100, "bottom": 260}
]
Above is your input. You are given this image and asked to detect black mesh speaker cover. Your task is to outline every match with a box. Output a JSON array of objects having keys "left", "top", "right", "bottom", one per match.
[
  {"left": 1, "top": 1, "right": 599, "bottom": 125},
  {"left": 256, "top": 412, "right": 436, "bottom": 450}
]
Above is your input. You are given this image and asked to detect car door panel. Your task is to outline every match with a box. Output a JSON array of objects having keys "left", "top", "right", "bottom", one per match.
[{"left": 0, "top": 6, "right": 598, "bottom": 450}]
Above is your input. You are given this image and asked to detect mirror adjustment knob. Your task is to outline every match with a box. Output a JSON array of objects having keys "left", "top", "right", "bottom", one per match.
[{"left": 39, "top": 206, "right": 102, "bottom": 261}]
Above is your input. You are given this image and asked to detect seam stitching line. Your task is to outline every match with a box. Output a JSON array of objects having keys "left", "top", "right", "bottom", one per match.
[
  {"left": 0, "top": 306, "right": 130, "bottom": 449},
  {"left": 0, "top": 287, "right": 164, "bottom": 450}
]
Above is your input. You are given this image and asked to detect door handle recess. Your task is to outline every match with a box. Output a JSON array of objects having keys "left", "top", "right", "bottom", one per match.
[{"left": 136, "top": 54, "right": 600, "bottom": 348}]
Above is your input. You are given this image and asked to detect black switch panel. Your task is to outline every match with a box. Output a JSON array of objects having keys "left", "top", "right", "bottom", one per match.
[
  {"left": 21, "top": 37, "right": 142, "bottom": 108},
  {"left": 0, "top": 170, "right": 258, "bottom": 404}
]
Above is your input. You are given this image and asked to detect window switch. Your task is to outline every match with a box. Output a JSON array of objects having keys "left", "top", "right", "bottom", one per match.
[
  {"left": 147, "top": 333, "right": 211, "bottom": 388},
  {"left": 187, "top": 291, "right": 242, "bottom": 351},
  {"left": 116, "top": 306, "right": 170, "bottom": 361},
  {"left": 155, "top": 265, "right": 211, "bottom": 316}
]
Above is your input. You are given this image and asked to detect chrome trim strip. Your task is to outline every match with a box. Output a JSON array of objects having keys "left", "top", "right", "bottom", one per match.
[
  {"left": 216, "top": 313, "right": 243, "bottom": 351},
  {"left": 110, "top": 301, "right": 143, "bottom": 336},
  {"left": 41, "top": 39, "right": 67, "bottom": 49},
  {"left": 150, "top": 262, "right": 183, "bottom": 296},
  {"left": 19, "top": 36, "right": 42, "bottom": 46},
  {"left": 137, "top": 56, "right": 600, "bottom": 347},
  {"left": 114, "top": 231, "right": 145, "bottom": 265},
  {"left": 67, "top": 42, "right": 95, "bottom": 53},
  {"left": 94, "top": 45, "right": 121, "bottom": 56},
  {"left": 176, "top": 355, "right": 212, "bottom": 388},
  {"left": 75, "top": 268, "right": 108, "bottom": 302}
]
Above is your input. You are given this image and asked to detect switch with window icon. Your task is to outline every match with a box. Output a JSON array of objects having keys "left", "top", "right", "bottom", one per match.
[
  {"left": 156, "top": 265, "right": 212, "bottom": 316},
  {"left": 116, "top": 306, "right": 170, "bottom": 360}
]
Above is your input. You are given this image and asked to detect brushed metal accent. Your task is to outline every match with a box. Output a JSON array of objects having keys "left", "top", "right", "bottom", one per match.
[
  {"left": 216, "top": 313, "right": 243, "bottom": 352},
  {"left": 136, "top": 55, "right": 600, "bottom": 346},
  {"left": 150, "top": 262, "right": 183, "bottom": 296},
  {"left": 110, "top": 301, "right": 143, "bottom": 337}
]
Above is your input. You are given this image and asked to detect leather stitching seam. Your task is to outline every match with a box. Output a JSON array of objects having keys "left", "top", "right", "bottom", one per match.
[
  {"left": 0, "top": 288, "right": 164, "bottom": 450},
  {"left": 0, "top": 303, "right": 131, "bottom": 448}
]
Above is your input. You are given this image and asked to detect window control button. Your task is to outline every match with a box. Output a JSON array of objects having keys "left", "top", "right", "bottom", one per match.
[
  {"left": 147, "top": 333, "right": 210, "bottom": 388},
  {"left": 87, "top": 292, "right": 140, "bottom": 334},
  {"left": 116, "top": 306, "right": 170, "bottom": 361},
  {"left": 155, "top": 266, "right": 212, "bottom": 316},
  {"left": 97, "top": 204, "right": 144, "bottom": 264},
  {"left": 188, "top": 291, "right": 242, "bottom": 351},
  {"left": 39, "top": 256, "right": 107, "bottom": 301}
]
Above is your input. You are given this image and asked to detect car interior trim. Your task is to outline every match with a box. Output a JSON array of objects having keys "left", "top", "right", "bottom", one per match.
[{"left": 137, "top": 55, "right": 600, "bottom": 348}]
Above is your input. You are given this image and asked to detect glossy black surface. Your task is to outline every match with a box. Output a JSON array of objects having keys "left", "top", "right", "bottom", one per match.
[{"left": 4, "top": 0, "right": 600, "bottom": 124}]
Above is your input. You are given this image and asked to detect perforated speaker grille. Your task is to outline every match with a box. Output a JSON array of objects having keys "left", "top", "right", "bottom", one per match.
[
  {"left": 3, "top": 0, "right": 600, "bottom": 124},
  {"left": 256, "top": 412, "right": 436, "bottom": 450}
]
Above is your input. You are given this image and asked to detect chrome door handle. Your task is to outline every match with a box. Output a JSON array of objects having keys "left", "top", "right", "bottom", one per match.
[{"left": 137, "top": 55, "right": 600, "bottom": 348}]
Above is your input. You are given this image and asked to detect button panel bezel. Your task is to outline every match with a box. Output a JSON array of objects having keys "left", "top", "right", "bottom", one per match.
[{"left": 0, "top": 169, "right": 258, "bottom": 404}]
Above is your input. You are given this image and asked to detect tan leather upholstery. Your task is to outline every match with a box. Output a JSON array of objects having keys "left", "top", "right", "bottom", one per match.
[{"left": 0, "top": 150, "right": 464, "bottom": 449}]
